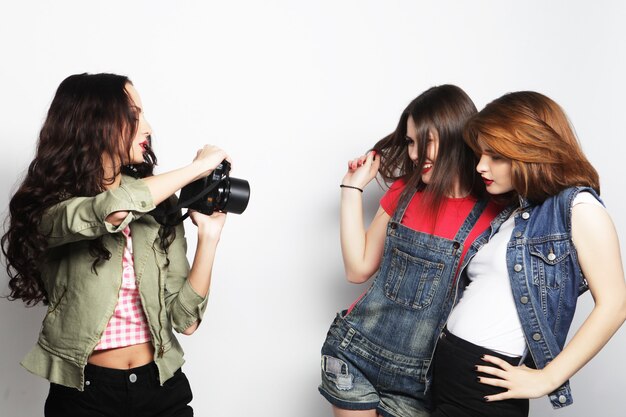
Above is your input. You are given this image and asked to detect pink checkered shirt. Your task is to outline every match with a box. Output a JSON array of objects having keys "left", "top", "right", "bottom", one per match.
[{"left": 94, "top": 226, "right": 151, "bottom": 351}]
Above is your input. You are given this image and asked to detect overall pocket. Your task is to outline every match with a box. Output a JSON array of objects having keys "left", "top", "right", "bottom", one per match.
[{"left": 384, "top": 247, "right": 445, "bottom": 310}]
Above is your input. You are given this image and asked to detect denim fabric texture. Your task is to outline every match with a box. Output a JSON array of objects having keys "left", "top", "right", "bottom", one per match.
[
  {"left": 319, "top": 189, "right": 488, "bottom": 417},
  {"left": 457, "top": 186, "right": 602, "bottom": 409}
]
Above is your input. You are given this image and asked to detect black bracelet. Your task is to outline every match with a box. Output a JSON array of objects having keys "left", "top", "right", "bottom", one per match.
[{"left": 340, "top": 184, "right": 363, "bottom": 192}]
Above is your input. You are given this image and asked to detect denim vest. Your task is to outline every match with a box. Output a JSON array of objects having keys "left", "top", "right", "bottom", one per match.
[
  {"left": 343, "top": 189, "right": 488, "bottom": 380},
  {"left": 458, "top": 186, "right": 601, "bottom": 409}
]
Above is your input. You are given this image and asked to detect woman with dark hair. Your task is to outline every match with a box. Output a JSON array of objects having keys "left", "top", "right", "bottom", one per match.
[
  {"left": 430, "top": 91, "right": 626, "bottom": 417},
  {"left": 318, "top": 85, "right": 503, "bottom": 417},
  {"left": 2, "top": 73, "right": 229, "bottom": 416}
]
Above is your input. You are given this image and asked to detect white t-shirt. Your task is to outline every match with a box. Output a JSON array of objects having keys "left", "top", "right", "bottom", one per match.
[{"left": 446, "top": 192, "right": 602, "bottom": 357}]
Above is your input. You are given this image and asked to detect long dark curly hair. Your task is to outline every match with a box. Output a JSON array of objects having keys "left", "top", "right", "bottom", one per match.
[
  {"left": 2, "top": 73, "right": 176, "bottom": 305},
  {"left": 373, "top": 84, "right": 484, "bottom": 221}
]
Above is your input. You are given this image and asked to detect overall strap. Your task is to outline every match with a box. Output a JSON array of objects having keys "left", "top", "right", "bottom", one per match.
[
  {"left": 452, "top": 198, "right": 489, "bottom": 245},
  {"left": 391, "top": 185, "right": 418, "bottom": 223}
]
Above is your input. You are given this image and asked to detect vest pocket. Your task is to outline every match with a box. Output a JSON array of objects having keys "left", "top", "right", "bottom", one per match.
[
  {"left": 384, "top": 248, "right": 445, "bottom": 309},
  {"left": 529, "top": 240, "right": 570, "bottom": 289}
]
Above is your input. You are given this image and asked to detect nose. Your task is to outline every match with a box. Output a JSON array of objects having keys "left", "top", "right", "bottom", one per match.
[
  {"left": 408, "top": 145, "right": 418, "bottom": 162},
  {"left": 476, "top": 154, "right": 488, "bottom": 173},
  {"left": 140, "top": 114, "right": 152, "bottom": 137}
]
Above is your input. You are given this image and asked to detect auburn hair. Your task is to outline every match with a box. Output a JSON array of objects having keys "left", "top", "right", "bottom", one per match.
[{"left": 464, "top": 91, "right": 599, "bottom": 204}]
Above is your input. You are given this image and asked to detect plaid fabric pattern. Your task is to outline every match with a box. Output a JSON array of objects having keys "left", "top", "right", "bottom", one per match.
[{"left": 94, "top": 226, "right": 151, "bottom": 350}]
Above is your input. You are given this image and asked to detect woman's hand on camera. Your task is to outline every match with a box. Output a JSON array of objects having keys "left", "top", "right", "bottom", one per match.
[
  {"left": 189, "top": 209, "right": 227, "bottom": 241},
  {"left": 192, "top": 145, "right": 232, "bottom": 181},
  {"left": 342, "top": 150, "right": 380, "bottom": 190}
]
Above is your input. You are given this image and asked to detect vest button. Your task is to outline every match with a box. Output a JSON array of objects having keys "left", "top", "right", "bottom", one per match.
[
  {"left": 514, "top": 264, "right": 523, "bottom": 272},
  {"left": 547, "top": 252, "right": 556, "bottom": 261},
  {"left": 129, "top": 373, "right": 137, "bottom": 383},
  {"left": 558, "top": 395, "right": 567, "bottom": 404},
  {"left": 521, "top": 212, "right": 530, "bottom": 220},
  {"left": 514, "top": 231, "right": 522, "bottom": 238},
  {"left": 520, "top": 296, "right": 529, "bottom": 304},
  {"left": 532, "top": 333, "right": 542, "bottom": 341}
]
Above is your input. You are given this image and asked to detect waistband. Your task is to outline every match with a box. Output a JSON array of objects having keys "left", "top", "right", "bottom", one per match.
[
  {"left": 441, "top": 328, "right": 521, "bottom": 366},
  {"left": 84, "top": 362, "right": 178, "bottom": 387}
]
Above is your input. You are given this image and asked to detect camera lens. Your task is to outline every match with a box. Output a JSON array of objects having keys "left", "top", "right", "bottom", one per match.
[{"left": 220, "top": 177, "right": 250, "bottom": 214}]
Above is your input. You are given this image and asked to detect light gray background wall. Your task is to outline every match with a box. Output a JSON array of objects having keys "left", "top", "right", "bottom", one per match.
[{"left": 1, "top": 1, "right": 624, "bottom": 416}]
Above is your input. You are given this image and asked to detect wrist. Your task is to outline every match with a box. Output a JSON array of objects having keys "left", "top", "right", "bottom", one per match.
[
  {"left": 539, "top": 365, "right": 565, "bottom": 395},
  {"left": 340, "top": 184, "right": 364, "bottom": 193}
]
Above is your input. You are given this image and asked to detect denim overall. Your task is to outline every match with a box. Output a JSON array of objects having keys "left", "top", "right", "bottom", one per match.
[{"left": 319, "top": 189, "right": 487, "bottom": 417}]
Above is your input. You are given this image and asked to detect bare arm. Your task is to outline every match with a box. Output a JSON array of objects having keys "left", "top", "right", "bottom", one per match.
[
  {"left": 478, "top": 203, "right": 626, "bottom": 401},
  {"left": 340, "top": 151, "right": 390, "bottom": 283},
  {"left": 180, "top": 210, "right": 226, "bottom": 335}
]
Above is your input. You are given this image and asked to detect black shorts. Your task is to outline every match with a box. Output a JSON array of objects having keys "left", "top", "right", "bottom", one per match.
[
  {"left": 430, "top": 329, "right": 529, "bottom": 417},
  {"left": 44, "top": 362, "right": 193, "bottom": 417}
]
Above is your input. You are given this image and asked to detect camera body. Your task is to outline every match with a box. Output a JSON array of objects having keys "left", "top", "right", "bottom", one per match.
[{"left": 178, "top": 160, "right": 250, "bottom": 215}]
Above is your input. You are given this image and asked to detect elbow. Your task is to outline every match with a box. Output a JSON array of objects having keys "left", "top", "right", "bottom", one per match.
[
  {"left": 181, "top": 321, "right": 200, "bottom": 335},
  {"left": 105, "top": 211, "right": 129, "bottom": 227},
  {"left": 345, "top": 269, "right": 372, "bottom": 284}
]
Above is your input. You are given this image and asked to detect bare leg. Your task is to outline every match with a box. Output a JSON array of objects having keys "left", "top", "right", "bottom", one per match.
[{"left": 332, "top": 406, "right": 379, "bottom": 417}]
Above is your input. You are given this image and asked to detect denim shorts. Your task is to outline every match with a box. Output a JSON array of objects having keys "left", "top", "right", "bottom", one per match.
[
  {"left": 318, "top": 314, "right": 430, "bottom": 417},
  {"left": 44, "top": 362, "right": 193, "bottom": 417}
]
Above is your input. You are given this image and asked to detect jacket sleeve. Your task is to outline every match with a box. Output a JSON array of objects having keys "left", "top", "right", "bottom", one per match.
[
  {"left": 164, "top": 223, "right": 209, "bottom": 333},
  {"left": 40, "top": 179, "right": 156, "bottom": 248}
]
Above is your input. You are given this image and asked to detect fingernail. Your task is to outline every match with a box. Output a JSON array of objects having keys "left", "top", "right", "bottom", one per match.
[
  {"left": 476, "top": 377, "right": 481, "bottom": 382},
  {"left": 474, "top": 365, "right": 479, "bottom": 371},
  {"left": 483, "top": 397, "right": 489, "bottom": 402}
]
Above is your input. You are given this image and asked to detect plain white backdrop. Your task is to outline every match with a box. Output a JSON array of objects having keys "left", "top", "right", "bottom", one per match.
[{"left": 1, "top": 1, "right": 624, "bottom": 416}]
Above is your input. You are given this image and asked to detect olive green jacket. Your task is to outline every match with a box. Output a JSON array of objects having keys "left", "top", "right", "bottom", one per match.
[{"left": 21, "top": 175, "right": 208, "bottom": 390}]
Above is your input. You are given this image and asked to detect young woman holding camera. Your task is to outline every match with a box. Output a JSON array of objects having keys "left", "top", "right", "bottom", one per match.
[
  {"left": 430, "top": 92, "right": 626, "bottom": 417},
  {"left": 318, "top": 85, "right": 503, "bottom": 417},
  {"left": 2, "top": 73, "right": 229, "bottom": 416}
]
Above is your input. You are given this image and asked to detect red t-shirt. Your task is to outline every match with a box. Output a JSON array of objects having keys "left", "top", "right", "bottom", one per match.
[
  {"left": 346, "top": 179, "right": 501, "bottom": 313},
  {"left": 380, "top": 179, "right": 502, "bottom": 264}
]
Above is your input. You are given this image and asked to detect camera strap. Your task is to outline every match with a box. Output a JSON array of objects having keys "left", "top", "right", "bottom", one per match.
[
  {"left": 174, "top": 174, "right": 226, "bottom": 213},
  {"left": 151, "top": 174, "right": 227, "bottom": 226}
]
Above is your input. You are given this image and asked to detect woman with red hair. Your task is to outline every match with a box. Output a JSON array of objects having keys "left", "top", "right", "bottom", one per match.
[{"left": 430, "top": 91, "right": 626, "bottom": 417}]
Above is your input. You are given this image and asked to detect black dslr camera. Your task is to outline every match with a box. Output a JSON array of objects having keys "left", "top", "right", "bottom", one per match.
[{"left": 178, "top": 160, "right": 250, "bottom": 215}]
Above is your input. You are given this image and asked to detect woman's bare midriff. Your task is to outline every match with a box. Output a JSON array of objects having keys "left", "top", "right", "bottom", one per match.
[{"left": 88, "top": 342, "right": 154, "bottom": 369}]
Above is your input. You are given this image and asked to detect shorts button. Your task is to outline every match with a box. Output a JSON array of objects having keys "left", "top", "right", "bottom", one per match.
[
  {"left": 129, "top": 373, "right": 137, "bottom": 383},
  {"left": 452, "top": 242, "right": 460, "bottom": 249},
  {"left": 390, "top": 222, "right": 398, "bottom": 230},
  {"left": 558, "top": 395, "right": 567, "bottom": 404}
]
